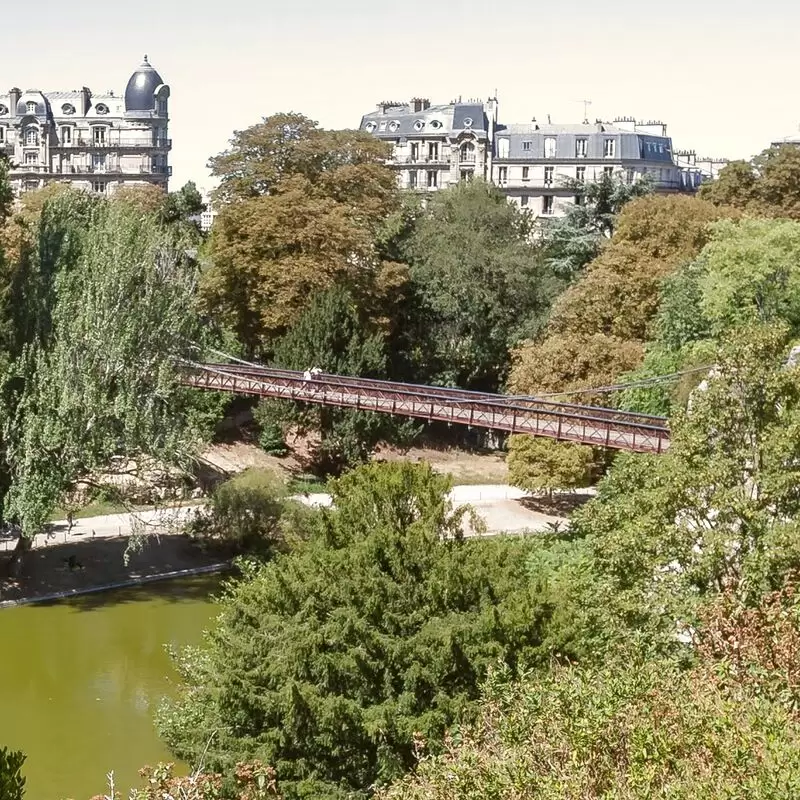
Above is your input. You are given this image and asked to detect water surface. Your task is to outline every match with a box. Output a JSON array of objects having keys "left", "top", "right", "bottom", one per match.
[{"left": 0, "top": 575, "right": 221, "bottom": 800}]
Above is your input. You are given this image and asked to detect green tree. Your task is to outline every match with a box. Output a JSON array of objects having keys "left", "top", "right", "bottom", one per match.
[
  {"left": 159, "top": 462, "right": 544, "bottom": 799},
  {"left": 379, "top": 658, "right": 800, "bottom": 800},
  {"left": 405, "top": 180, "right": 559, "bottom": 390},
  {"left": 1, "top": 193, "right": 206, "bottom": 541},
  {"left": 0, "top": 747, "right": 25, "bottom": 800},
  {"left": 573, "top": 325, "right": 800, "bottom": 650},
  {"left": 507, "top": 437, "right": 594, "bottom": 498},
  {"left": 542, "top": 170, "right": 653, "bottom": 278},
  {"left": 253, "top": 284, "right": 415, "bottom": 473}
]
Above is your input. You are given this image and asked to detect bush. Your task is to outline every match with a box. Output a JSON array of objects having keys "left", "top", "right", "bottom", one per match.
[{"left": 186, "top": 468, "right": 291, "bottom": 556}]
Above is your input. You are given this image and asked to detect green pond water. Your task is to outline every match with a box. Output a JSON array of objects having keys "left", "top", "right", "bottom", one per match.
[{"left": 0, "top": 575, "right": 222, "bottom": 800}]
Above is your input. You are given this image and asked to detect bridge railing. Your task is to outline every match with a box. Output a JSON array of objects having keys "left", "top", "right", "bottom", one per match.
[{"left": 181, "top": 363, "right": 670, "bottom": 454}]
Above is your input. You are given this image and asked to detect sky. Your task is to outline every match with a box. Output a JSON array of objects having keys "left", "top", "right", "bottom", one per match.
[{"left": 4, "top": 0, "right": 799, "bottom": 192}]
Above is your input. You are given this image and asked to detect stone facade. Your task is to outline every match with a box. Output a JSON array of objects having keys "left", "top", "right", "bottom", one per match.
[
  {"left": 0, "top": 56, "right": 171, "bottom": 197},
  {"left": 359, "top": 99, "right": 710, "bottom": 218}
]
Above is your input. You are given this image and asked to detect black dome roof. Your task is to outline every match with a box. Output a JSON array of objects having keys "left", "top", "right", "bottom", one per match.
[{"left": 124, "top": 55, "right": 164, "bottom": 112}]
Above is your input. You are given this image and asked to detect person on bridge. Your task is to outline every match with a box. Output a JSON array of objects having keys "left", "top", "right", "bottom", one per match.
[
  {"left": 310, "top": 367, "right": 323, "bottom": 379},
  {"left": 303, "top": 369, "right": 312, "bottom": 382}
]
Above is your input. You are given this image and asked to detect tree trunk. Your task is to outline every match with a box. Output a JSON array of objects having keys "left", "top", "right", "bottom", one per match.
[{"left": 6, "top": 535, "right": 31, "bottom": 580}]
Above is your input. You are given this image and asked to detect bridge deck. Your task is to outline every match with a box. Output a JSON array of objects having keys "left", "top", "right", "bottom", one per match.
[{"left": 182, "top": 363, "right": 670, "bottom": 454}]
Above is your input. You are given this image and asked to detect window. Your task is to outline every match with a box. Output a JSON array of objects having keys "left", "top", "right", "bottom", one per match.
[
  {"left": 498, "top": 138, "right": 509, "bottom": 158},
  {"left": 462, "top": 117, "right": 473, "bottom": 128},
  {"left": 522, "top": 140, "right": 532, "bottom": 151},
  {"left": 626, "top": 168, "right": 635, "bottom": 184},
  {"left": 388, "top": 121, "right": 400, "bottom": 132},
  {"left": 428, "top": 142, "right": 439, "bottom": 161},
  {"left": 575, "top": 194, "right": 584, "bottom": 206},
  {"left": 544, "top": 166, "right": 554, "bottom": 187},
  {"left": 520, "top": 195, "right": 529, "bottom": 207},
  {"left": 410, "top": 142, "right": 419, "bottom": 161},
  {"left": 413, "top": 120, "right": 425, "bottom": 131},
  {"left": 576, "top": 166, "right": 586, "bottom": 183},
  {"left": 61, "top": 126, "right": 72, "bottom": 144},
  {"left": 26, "top": 101, "right": 36, "bottom": 114},
  {"left": 0, "top": 128, "right": 4, "bottom": 143},
  {"left": 157, "top": 98, "right": 167, "bottom": 116},
  {"left": 0, "top": 105, "right": 7, "bottom": 116},
  {"left": 92, "top": 181, "right": 106, "bottom": 194},
  {"left": 25, "top": 128, "right": 38, "bottom": 145},
  {"left": 522, "top": 166, "right": 529, "bottom": 181},
  {"left": 430, "top": 119, "right": 443, "bottom": 129},
  {"left": 92, "top": 154, "right": 106, "bottom": 172},
  {"left": 93, "top": 127, "right": 106, "bottom": 145},
  {"left": 544, "top": 137, "right": 557, "bottom": 158},
  {"left": 542, "top": 195, "right": 554, "bottom": 215},
  {"left": 575, "top": 138, "right": 588, "bottom": 158},
  {"left": 603, "top": 166, "right": 614, "bottom": 177},
  {"left": 24, "top": 152, "right": 37, "bottom": 164},
  {"left": 497, "top": 166, "right": 508, "bottom": 184},
  {"left": 460, "top": 142, "right": 476, "bottom": 163},
  {"left": 61, "top": 103, "right": 75, "bottom": 115},
  {"left": 603, "top": 138, "right": 616, "bottom": 158},
  {"left": 460, "top": 169, "right": 473, "bottom": 182},
  {"left": 95, "top": 103, "right": 109, "bottom": 115},
  {"left": 427, "top": 170, "right": 438, "bottom": 189},
  {"left": 409, "top": 171, "right": 418, "bottom": 188},
  {"left": 365, "top": 121, "right": 376, "bottom": 133}
]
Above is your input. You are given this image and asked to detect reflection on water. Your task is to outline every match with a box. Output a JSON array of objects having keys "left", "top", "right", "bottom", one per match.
[{"left": 0, "top": 575, "right": 222, "bottom": 800}]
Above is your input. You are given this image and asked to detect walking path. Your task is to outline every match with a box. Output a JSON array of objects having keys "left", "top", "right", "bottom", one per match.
[{"left": 0, "top": 485, "right": 587, "bottom": 605}]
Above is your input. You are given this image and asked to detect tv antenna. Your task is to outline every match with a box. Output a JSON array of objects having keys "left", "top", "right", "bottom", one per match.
[{"left": 574, "top": 99, "right": 592, "bottom": 123}]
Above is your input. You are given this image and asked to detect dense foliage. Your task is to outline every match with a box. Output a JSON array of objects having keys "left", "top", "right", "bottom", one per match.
[{"left": 159, "top": 463, "right": 546, "bottom": 799}]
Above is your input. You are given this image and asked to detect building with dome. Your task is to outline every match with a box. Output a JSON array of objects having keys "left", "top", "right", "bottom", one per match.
[{"left": 0, "top": 55, "right": 171, "bottom": 197}]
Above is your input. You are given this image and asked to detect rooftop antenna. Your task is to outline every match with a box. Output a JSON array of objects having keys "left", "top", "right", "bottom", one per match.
[{"left": 573, "top": 99, "right": 592, "bottom": 124}]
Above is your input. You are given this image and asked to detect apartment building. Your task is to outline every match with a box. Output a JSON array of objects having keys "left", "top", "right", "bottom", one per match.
[{"left": 0, "top": 55, "right": 172, "bottom": 196}]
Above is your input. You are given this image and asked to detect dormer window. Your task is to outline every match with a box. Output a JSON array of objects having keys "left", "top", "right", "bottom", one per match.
[
  {"left": 430, "top": 119, "right": 443, "bottom": 129},
  {"left": 388, "top": 121, "right": 400, "bottom": 132},
  {"left": 26, "top": 101, "right": 36, "bottom": 114},
  {"left": 25, "top": 127, "right": 38, "bottom": 146},
  {"left": 61, "top": 103, "right": 75, "bottom": 115},
  {"left": 0, "top": 105, "right": 7, "bottom": 116},
  {"left": 462, "top": 117, "right": 473, "bottom": 128},
  {"left": 95, "top": 103, "right": 109, "bottom": 115},
  {"left": 413, "top": 120, "right": 425, "bottom": 131},
  {"left": 365, "top": 121, "right": 377, "bottom": 133}
]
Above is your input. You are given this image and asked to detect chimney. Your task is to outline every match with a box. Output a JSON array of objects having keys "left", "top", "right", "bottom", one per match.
[
  {"left": 8, "top": 87, "right": 20, "bottom": 115},
  {"left": 596, "top": 122, "right": 605, "bottom": 132},
  {"left": 411, "top": 97, "right": 426, "bottom": 113},
  {"left": 80, "top": 86, "right": 92, "bottom": 116}
]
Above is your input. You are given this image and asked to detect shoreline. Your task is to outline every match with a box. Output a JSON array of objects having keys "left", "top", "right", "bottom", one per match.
[{"left": 0, "top": 560, "right": 232, "bottom": 609}]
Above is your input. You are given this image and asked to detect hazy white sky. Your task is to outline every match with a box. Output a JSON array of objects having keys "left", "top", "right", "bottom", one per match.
[{"left": 5, "top": 0, "right": 797, "bottom": 190}]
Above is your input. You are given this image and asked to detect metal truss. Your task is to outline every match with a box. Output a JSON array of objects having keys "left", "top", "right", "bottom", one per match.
[{"left": 181, "top": 363, "right": 670, "bottom": 454}]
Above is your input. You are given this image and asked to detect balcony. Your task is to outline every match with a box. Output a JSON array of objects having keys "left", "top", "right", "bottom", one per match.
[
  {"left": 53, "top": 138, "right": 172, "bottom": 150},
  {"left": 140, "top": 165, "right": 173, "bottom": 176}
]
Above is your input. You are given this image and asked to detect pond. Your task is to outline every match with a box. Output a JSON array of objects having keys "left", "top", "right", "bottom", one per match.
[{"left": 0, "top": 574, "right": 222, "bottom": 800}]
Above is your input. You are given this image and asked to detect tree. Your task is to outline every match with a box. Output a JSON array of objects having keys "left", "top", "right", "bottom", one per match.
[
  {"left": 619, "top": 218, "right": 800, "bottom": 415},
  {"left": 379, "top": 658, "right": 800, "bottom": 800},
  {"left": 200, "top": 114, "right": 400, "bottom": 356},
  {"left": 507, "top": 437, "right": 594, "bottom": 498},
  {"left": 1, "top": 192, "right": 206, "bottom": 539},
  {"left": 700, "top": 145, "right": 800, "bottom": 220},
  {"left": 542, "top": 171, "right": 653, "bottom": 278},
  {"left": 252, "top": 284, "right": 415, "bottom": 473},
  {"left": 572, "top": 326, "right": 800, "bottom": 649},
  {"left": 0, "top": 747, "right": 25, "bottom": 800},
  {"left": 158, "top": 462, "right": 544, "bottom": 799},
  {"left": 509, "top": 195, "right": 732, "bottom": 400},
  {"left": 404, "top": 180, "right": 559, "bottom": 390}
]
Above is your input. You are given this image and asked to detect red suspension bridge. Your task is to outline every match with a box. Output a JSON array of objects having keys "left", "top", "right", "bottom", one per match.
[{"left": 182, "top": 362, "right": 670, "bottom": 454}]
